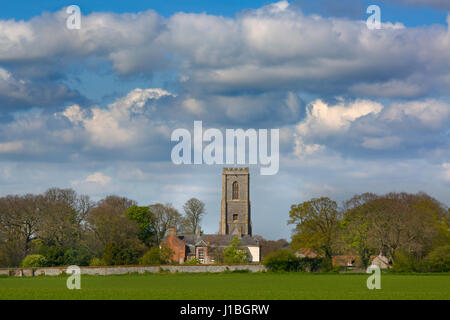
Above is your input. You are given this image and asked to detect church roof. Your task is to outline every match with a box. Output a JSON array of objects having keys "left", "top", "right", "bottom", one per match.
[{"left": 176, "top": 234, "right": 259, "bottom": 247}]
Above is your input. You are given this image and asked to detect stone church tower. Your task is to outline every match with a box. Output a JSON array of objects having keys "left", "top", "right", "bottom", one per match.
[{"left": 219, "top": 167, "right": 252, "bottom": 236}]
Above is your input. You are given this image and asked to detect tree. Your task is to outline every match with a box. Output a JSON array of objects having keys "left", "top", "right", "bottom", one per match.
[
  {"left": 342, "top": 192, "right": 449, "bottom": 265},
  {"left": 253, "top": 236, "right": 290, "bottom": 260},
  {"left": 0, "top": 194, "right": 43, "bottom": 266},
  {"left": 341, "top": 193, "right": 378, "bottom": 269},
  {"left": 223, "top": 237, "right": 250, "bottom": 264},
  {"left": 182, "top": 198, "right": 205, "bottom": 234},
  {"left": 126, "top": 205, "right": 156, "bottom": 246},
  {"left": 101, "top": 239, "right": 146, "bottom": 266},
  {"left": 21, "top": 254, "right": 48, "bottom": 268},
  {"left": 288, "top": 197, "right": 341, "bottom": 264},
  {"left": 87, "top": 196, "right": 138, "bottom": 246},
  {"left": 39, "top": 188, "right": 81, "bottom": 248},
  {"left": 262, "top": 249, "right": 298, "bottom": 272},
  {"left": 0, "top": 189, "right": 94, "bottom": 267},
  {"left": 425, "top": 245, "right": 450, "bottom": 272},
  {"left": 149, "top": 203, "right": 182, "bottom": 244},
  {"left": 139, "top": 245, "right": 174, "bottom": 265},
  {"left": 365, "top": 192, "right": 448, "bottom": 261}
]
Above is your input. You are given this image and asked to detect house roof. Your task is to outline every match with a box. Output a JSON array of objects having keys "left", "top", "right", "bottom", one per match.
[
  {"left": 295, "top": 248, "right": 318, "bottom": 258},
  {"left": 176, "top": 234, "right": 260, "bottom": 247}
]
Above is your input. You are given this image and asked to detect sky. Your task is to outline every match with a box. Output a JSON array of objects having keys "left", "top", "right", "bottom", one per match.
[{"left": 0, "top": 0, "right": 449, "bottom": 240}]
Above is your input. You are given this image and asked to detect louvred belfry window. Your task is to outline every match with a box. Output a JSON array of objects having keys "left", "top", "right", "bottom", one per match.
[{"left": 232, "top": 181, "right": 239, "bottom": 200}]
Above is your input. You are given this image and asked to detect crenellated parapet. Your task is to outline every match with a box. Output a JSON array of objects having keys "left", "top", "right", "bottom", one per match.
[{"left": 222, "top": 167, "right": 249, "bottom": 174}]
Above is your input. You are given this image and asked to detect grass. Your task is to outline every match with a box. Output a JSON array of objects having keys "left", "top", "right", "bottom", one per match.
[{"left": 0, "top": 272, "right": 449, "bottom": 300}]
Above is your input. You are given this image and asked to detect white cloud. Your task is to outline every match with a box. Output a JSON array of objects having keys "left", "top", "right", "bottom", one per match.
[
  {"left": 62, "top": 88, "right": 174, "bottom": 148},
  {"left": 293, "top": 135, "right": 325, "bottom": 157},
  {"left": 84, "top": 172, "right": 112, "bottom": 186},
  {"left": 71, "top": 172, "right": 113, "bottom": 193},
  {"left": 296, "top": 99, "right": 383, "bottom": 138},
  {"left": 62, "top": 104, "right": 84, "bottom": 123}
]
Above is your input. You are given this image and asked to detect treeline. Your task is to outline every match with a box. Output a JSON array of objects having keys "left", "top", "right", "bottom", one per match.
[
  {"left": 0, "top": 188, "right": 206, "bottom": 268},
  {"left": 1, "top": 188, "right": 449, "bottom": 272},
  {"left": 288, "top": 192, "right": 450, "bottom": 272}
]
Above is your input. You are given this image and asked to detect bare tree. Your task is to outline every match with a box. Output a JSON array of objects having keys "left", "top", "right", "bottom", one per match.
[
  {"left": 87, "top": 195, "right": 138, "bottom": 249},
  {"left": 149, "top": 203, "right": 182, "bottom": 244},
  {"left": 0, "top": 194, "right": 42, "bottom": 265},
  {"left": 182, "top": 198, "right": 205, "bottom": 234}
]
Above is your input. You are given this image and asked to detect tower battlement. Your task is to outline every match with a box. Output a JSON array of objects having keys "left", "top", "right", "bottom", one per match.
[{"left": 222, "top": 167, "right": 249, "bottom": 174}]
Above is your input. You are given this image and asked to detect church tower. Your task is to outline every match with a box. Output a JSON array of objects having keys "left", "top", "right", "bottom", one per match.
[{"left": 219, "top": 167, "right": 251, "bottom": 236}]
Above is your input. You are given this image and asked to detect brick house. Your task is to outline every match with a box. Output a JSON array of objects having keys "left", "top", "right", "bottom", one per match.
[{"left": 162, "top": 227, "right": 261, "bottom": 264}]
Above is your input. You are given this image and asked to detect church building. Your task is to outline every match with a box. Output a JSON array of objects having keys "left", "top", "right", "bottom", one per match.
[{"left": 162, "top": 167, "right": 261, "bottom": 264}]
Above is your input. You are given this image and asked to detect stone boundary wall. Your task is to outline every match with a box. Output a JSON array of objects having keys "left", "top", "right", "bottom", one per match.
[{"left": 0, "top": 264, "right": 266, "bottom": 277}]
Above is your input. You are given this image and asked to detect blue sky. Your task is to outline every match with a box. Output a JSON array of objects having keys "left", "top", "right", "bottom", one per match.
[
  {"left": 0, "top": 1, "right": 449, "bottom": 240},
  {"left": 0, "top": 0, "right": 448, "bottom": 25}
]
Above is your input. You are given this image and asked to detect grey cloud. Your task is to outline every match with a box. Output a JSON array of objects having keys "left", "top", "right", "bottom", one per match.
[
  {"left": 0, "top": 9, "right": 169, "bottom": 76},
  {"left": 161, "top": 4, "right": 450, "bottom": 98},
  {"left": 0, "top": 3, "right": 449, "bottom": 101},
  {"left": 0, "top": 67, "right": 84, "bottom": 111}
]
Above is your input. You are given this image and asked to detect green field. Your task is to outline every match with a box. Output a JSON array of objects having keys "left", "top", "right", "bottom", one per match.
[{"left": 0, "top": 272, "right": 449, "bottom": 300}]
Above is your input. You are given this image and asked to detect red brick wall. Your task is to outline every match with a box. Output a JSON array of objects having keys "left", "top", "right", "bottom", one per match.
[{"left": 162, "top": 236, "right": 186, "bottom": 264}]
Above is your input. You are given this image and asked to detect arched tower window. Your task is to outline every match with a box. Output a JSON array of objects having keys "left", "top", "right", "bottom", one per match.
[{"left": 232, "top": 181, "right": 239, "bottom": 200}]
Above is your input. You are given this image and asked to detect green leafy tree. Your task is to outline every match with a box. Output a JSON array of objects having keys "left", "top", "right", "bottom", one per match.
[
  {"left": 126, "top": 205, "right": 156, "bottom": 246},
  {"left": 424, "top": 245, "right": 450, "bottom": 272},
  {"left": 262, "top": 249, "right": 298, "bottom": 272},
  {"left": 21, "top": 254, "right": 47, "bottom": 268},
  {"left": 101, "top": 239, "right": 146, "bottom": 266},
  {"left": 288, "top": 197, "right": 341, "bottom": 265},
  {"left": 140, "top": 245, "right": 174, "bottom": 265},
  {"left": 341, "top": 193, "right": 378, "bottom": 269},
  {"left": 183, "top": 258, "right": 200, "bottom": 265},
  {"left": 37, "top": 245, "right": 93, "bottom": 267},
  {"left": 223, "top": 237, "right": 250, "bottom": 264},
  {"left": 89, "top": 257, "right": 106, "bottom": 266}
]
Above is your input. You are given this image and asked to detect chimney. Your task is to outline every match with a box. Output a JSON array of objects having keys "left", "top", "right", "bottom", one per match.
[
  {"left": 196, "top": 226, "right": 201, "bottom": 236},
  {"left": 168, "top": 227, "right": 176, "bottom": 237}
]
